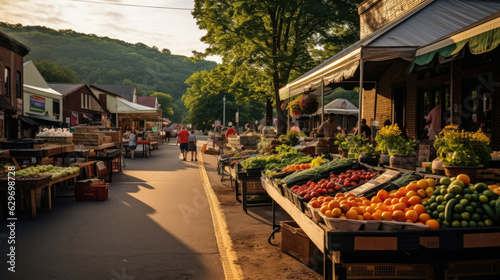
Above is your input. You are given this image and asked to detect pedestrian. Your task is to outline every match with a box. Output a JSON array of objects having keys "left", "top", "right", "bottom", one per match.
[
  {"left": 225, "top": 122, "right": 235, "bottom": 138},
  {"left": 164, "top": 124, "right": 172, "bottom": 143},
  {"left": 317, "top": 113, "right": 338, "bottom": 138},
  {"left": 176, "top": 125, "right": 189, "bottom": 161},
  {"left": 188, "top": 130, "right": 198, "bottom": 161},
  {"left": 426, "top": 104, "right": 442, "bottom": 140},
  {"left": 129, "top": 130, "right": 137, "bottom": 159},
  {"left": 354, "top": 118, "right": 372, "bottom": 143}
]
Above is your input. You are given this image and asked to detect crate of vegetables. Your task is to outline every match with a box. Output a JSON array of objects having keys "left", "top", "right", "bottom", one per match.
[{"left": 329, "top": 169, "right": 379, "bottom": 192}]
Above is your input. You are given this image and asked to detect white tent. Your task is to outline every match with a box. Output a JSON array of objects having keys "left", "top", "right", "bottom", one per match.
[{"left": 318, "top": 99, "right": 358, "bottom": 115}]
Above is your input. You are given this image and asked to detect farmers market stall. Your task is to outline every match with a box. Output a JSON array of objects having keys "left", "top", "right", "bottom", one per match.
[{"left": 258, "top": 156, "right": 500, "bottom": 279}]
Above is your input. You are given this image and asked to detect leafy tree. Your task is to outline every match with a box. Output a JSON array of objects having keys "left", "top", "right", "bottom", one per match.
[
  {"left": 151, "top": 92, "right": 174, "bottom": 118},
  {"left": 34, "top": 60, "right": 78, "bottom": 83},
  {"left": 192, "top": 0, "right": 359, "bottom": 133},
  {"left": 183, "top": 69, "right": 265, "bottom": 131}
]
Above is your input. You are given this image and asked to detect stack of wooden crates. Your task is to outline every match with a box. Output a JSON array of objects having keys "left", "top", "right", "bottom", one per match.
[{"left": 73, "top": 126, "right": 119, "bottom": 146}]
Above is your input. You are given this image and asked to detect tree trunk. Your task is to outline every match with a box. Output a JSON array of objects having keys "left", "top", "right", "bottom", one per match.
[
  {"left": 274, "top": 71, "right": 286, "bottom": 134},
  {"left": 265, "top": 98, "right": 273, "bottom": 126}
]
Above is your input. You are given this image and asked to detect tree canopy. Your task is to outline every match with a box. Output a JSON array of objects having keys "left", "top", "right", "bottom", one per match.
[
  {"left": 33, "top": 60, "right": 78, "bottom": 83},
  {"left": 0, "top": 22, "right": 217, "bottom": 123},
  {"left": 192, "top": 0, "right": 360, "bottom": 132}
]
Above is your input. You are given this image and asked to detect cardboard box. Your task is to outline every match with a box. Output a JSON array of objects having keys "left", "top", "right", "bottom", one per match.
[{"left": 280, "top": 221, "right": 322, "bottom": 267}]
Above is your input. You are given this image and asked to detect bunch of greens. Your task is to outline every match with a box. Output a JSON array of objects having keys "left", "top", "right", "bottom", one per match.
[
  {"left": 278, "top": 130, "right": 300, "bottom": 147},
  {"left": 360, "top": 144, "right": 378, "bottom": 156},
  {"left": 389, "top": 137, "right": 418, "bottom": 156},
  {"left": 434, "top": 124, "right": 492, "bottom": 167}
]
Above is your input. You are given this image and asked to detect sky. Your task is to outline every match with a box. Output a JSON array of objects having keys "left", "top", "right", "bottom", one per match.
[{"left": 0, "top": 0, "right": 220, "bottom": 63}]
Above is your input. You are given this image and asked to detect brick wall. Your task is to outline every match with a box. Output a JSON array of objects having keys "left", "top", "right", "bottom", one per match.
[
  {"left": 361, "top": 88, "right": 376, "bottom": 122},
  {"left": 358, "top": 0, "right": 427, "bottom": 39}
]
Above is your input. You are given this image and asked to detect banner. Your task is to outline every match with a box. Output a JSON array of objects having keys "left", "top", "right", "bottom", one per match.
[{"left": 30, "top": 95, "right": 45, "bottom": 113}]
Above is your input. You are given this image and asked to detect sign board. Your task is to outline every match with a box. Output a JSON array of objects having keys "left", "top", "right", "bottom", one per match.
[
  {"left": 235, "top": 112, "right": 239, "bottom": 123},
  {"left": 30, "top": 95, "right": 45, "bottom": 113},
  {"left": 418, "top": 144, "right": 431, "bottom": 163},
  {"left": 152, "top": 127, "right": 158, "bottom": 132}
]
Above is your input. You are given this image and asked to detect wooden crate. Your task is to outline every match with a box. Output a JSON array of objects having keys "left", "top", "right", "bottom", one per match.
[
  {"left": 73, "top": 133, "right": 103, "bottom": 146},
  {"left": 101, "top": 131, "right": 122, "bottom": 144},
  {"left": 36, "top": 136, "right": 73, "bottom": 143},
  {"left": 75, "top": 126, "right": 100, "bottom": 133}
]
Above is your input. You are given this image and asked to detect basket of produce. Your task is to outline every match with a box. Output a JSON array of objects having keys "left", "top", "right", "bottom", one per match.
[{"left": 4, "top": 174, "right": 52, "bottom": 189}]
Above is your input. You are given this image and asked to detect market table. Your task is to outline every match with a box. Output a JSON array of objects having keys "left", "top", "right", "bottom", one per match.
[
  {"left": 136, "top": 140, "right": 152, "bottom": 158},
  {"left": 70, "top": 160, "right": 97, "bottom": 179},
  {"left": 261, "top": 175, "right": 500, "bottom": 280},
  {"left": 89, "top": 149, "right": 121, "bottom": 182},
  {"left": 49, "top": 173, "right": 78, "bottom": 199},
  {"left": 0, "top": 175, "right": 52, "bottom": 219}
]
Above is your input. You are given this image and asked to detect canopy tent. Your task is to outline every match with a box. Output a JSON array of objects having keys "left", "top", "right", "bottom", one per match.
[
  {"left": 316, "top": 99, "right": 358, "bottom": 116},
  {"left": 116, "top": 98, "right": 161, "bottom": 120},
  {"left": 278, "top": 0, "right": 500, "bottom": 129}
]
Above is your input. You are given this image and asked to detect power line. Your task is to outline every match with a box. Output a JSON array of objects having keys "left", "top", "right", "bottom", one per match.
[{"left": 67, "top": 0, "right": 193, "bottom": 11}]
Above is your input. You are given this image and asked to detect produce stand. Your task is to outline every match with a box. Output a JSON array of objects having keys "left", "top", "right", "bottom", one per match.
[
  {"left": 236, "top": 166, "right": 272, "bottom": 213},
  {"left": 89, "top": 149, "right": 121, "bottom": 182},
  {"left": 260, "top": 169, "right": 500, "bottom": 280}
]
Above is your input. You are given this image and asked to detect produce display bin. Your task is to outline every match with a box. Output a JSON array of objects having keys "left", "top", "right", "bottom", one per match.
[
  {"left": 343, "top": 263, "right": 433, "bottom": 280},
  {"left": 280, "top": 221, "right": 321, "bottom": 267},
  {"left": 75, "top": 183, "right": 109, "bottom": 201}
]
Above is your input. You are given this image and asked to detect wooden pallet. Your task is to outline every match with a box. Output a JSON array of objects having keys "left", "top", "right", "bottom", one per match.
[{"left": 73, "top": 133, "right": 103, "bottom": 146}]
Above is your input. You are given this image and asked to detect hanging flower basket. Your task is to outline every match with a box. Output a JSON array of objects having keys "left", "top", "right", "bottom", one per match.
[
  {"left": 287, "top": 98, "right": 302, "bottom": 118},
  {"left": 298, "top": 94, "right": 318, "bottom": 115}
]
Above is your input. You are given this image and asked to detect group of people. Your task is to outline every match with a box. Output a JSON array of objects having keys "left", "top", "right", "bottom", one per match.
[
  {"left": 176, "top": 125, "right": 198, "bottom": 161},
  {"left": 317, "top": 113, "right": 374, "bottom": 143}
]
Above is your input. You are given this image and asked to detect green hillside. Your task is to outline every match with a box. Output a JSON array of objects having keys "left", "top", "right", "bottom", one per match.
[{"left": 0, "top": 22, "right": 217, "bottom": 123}]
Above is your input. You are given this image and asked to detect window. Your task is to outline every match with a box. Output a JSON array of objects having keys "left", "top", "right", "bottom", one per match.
[
  {"left": 16, "top": 71, "right": 21, "bottom": 98},
  {"left": 53, "top": 99, "right": 60, "bottom": 115},
  {"left": 417, "top": 84, "right": 450, "bottom": 137},
  {"left": 4, "top": 68, "right": 11, "bottom": 96}
]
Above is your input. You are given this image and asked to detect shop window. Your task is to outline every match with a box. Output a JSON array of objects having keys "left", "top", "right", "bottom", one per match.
[
  {"left": 462, "top": 74, "right": 497, "bottom": 133},
  {"left": 4, "top": 68, "right": 11, "bottom": 96},
  {"left": 53, "top": 99, "right": 60, "bottom": 115},
  {"left": 16, "top": 71, "right": 21, "bottom": 98},
  {"left": 417, "top": 84, "right": 450, "bottom": 138}
]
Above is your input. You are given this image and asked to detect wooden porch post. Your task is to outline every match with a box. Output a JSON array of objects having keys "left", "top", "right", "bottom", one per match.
[{"left": 358, "top": 49, "right": 364, "bottom": 129}]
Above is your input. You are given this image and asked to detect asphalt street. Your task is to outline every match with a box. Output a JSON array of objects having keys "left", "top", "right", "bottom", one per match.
[{"left": 0, "top": 140, "right": 224, "bottom": 280}]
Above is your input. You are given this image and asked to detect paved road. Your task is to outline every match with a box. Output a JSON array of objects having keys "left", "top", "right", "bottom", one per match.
[{"left": 0, "top": 143, "right": 224, "bottom": 280}]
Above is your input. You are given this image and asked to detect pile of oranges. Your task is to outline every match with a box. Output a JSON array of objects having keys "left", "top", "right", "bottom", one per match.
[
  {"left": 308, "top": 178, "right": 440, "bottom": 229},
  {"left": 281, "top": 163, "right": 311, "bottom": 172}
]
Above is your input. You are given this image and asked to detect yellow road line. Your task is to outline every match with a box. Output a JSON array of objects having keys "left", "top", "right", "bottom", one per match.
[{"left": 198, "top": 153, "right": 244, "bottom": 280}]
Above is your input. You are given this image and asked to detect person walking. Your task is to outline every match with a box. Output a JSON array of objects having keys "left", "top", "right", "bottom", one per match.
[
  {"left": 164, "top": 125, "right": 172, "bottom": 143},
  {"left": 176, "top": 125, "right": 189, "bottom": 161},
  {"left": 129, "top": 130, "right": 138, "bottom": 159},
  {"left": 188, "top": 130, "right": 198, "bottom": 161},
  {"left": 225, "top": 122, "right": 235, "bottom": 138}
]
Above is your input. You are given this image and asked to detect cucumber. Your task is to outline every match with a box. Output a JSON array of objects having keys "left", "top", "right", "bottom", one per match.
[
  {"left": 496, "top": 199, "right": 500, "bottom": 220},
  {"left": 481, "top": 204, "right": 496, "bottom": 220},
  {"left": 445, "top": 199, "right": 458, "bottom": 223}
]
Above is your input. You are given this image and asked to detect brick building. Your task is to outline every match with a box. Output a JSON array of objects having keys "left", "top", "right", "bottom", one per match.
[
  {"left": 279, "top": 0, "right": 500, "bottom": 148},
  {"left": 0, "top": 30, "right": 29, "bottom": 141}
]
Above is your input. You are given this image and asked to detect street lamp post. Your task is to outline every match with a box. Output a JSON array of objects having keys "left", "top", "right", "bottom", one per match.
[{"left": 223, "top": 95, "right": 226, "bottom": 128}]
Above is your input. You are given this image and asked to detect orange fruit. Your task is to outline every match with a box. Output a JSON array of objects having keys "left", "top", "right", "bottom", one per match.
[
  {"left": 363, "top": 212, "right": 372, "bottom": 220},
  {"left": 324, "top": 196, "right": 334, "bottom": 202},
  {"left": 456, "top": 174, "right": 470, "bottom": 185},
  {"left": 416, "top": 179, "right": 429, "bottom": 189},
  {"left": 328, "top": 200, "right": 340, "bottom": 210},
  {"left": 376, "top": 204, "right": 388, "bottom": 212},
  {"left": 387, "top": 205, "right": 394, "bottom": 212},
  {"left": 371, "top": 196, "right": 382, "bottom": 204},
  {"left": 320, "top": 205, "right": 329, "bottom": 214},
  {"left": 419, "top": 213, "right": 431, "bottom": 224},
  {"left": 346, "top": 209, "right": 358, "bottom": 220},
  {"left": 393, "top": 203, "right": 406, "bottom": 212},
  {"left": 417, "top": 189, "right": 427, "bottom": 198},
  {"left": 415, "top": 222, "right": 425, "bottom": 225},
  {"left": 339, "top": 203, "right": 350, "bottom": 213},
  {"left": 384, "top": 198, "right": 392, "bottom": 206},
  {"left": 399, "top": 197, "right": 409, "bottom": 206},
  {"left": 377, "top": 189, "right": 389, "bottom": 201},
  {"left": 406, "top": 190, "right": 417, "bottom": 198},
  {"left": 351, "top": 206, "right": 363, "bottom": 215},
  {"left": 391, "top": 198, "right": 399, "bottom": 205},
  {"left": 405, "top": 219, "right": 414, "bottom": 223},
  {"left": 324, "top": 210, "right": 333, "bottom": 218},
  {"left": 405, "top": 210, "right": 419, "bottom": 223},
  {"left": 388, "top": 190, "right": 398, "bottom": 198},
  {"left": 414, "top": 204, "right": 426, "bottom": 215},
  {"left": 406, "top": 182, "right": 418, "bottom": 192},
  {"left": 363, "top": 200, "right": 371, "bottom": 206},
  {"left": 393, "top": 210, "right": 405, "bottom": 222},
  {"left": 339, "top": 215, "right": 346, "bottom": 219},
  {"left": 318, "top": 196, "right": 326, "bottom": 203},
  {"left": 358, "top": 214, "right": 364, "bottom": 220},
  {"left": 425, "top": 178, "right": 436, "bottom": 188},
  {"left": 335, "top": 193, "right": 345, "bottom": 198},
  {"left": 381, "top": 211, "right": 392, "bottom": 221},
  {"left": 408, "top": 196, "right": 422, "bottom": 206},
  {"left": 366, "top": 206, "right": 376, "bottom": 214},
  {"left": 425, "top": 219, "right": 440, "bottom": 229},
  {"left": 331, "top": 208, "right": 342, "bottom": 218},
  {"left": 394, "top": 192, "right": 403, "bottom": 198},
  {"left": 371, "top": 212, "right": 382, "bottom": 220},
  {"left": 398, "top": 187, "right": 409, "bottom": 196},
  {"left": 345, "top": 192, "right": 355, "bottom": 198}
]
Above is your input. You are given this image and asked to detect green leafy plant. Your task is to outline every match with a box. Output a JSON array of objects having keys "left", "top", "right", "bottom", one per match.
[
  {"left": 375, "top": 124, "right": 402, "bottom": 154},
  {"left": 389, "top": 137, "right": 418, "bottom": 156},
  {"left": 360, "top": 144, "right": 378, "bottom": 156},
  {"left": 434, "top": 125, "right": 492, "bottom": 167}
]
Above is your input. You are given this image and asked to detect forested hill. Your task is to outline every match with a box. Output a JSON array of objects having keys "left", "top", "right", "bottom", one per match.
[{"left": 0, "top": 22, "right": 217, "bottom": 122}]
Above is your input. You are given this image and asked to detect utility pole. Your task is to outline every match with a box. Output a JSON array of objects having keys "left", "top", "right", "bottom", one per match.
[{"left": 223, "top": 95, "right": 226, "bottom": 128}]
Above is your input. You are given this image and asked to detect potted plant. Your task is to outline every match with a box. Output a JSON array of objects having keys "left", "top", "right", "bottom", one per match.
[
  {"left": 375, "top": 124, "right": 402, "bottom": 166},
  {"left": 359, "top": 144, "right": 380, "bottom": 166},
  {"left": 389, "top": 137, "right": 418, "bottom": 170},
  {"left": 335, "top": 133, "right": 349, "bottom": 157},
  {"left": 433, "top": 125, "right": 491, "bottom": 181},
  {"left": 348, "top": 135, "right": 368, "bottom": 159}
]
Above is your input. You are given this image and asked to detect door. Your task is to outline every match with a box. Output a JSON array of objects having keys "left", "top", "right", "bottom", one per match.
[{"left": 392, "top": 83, "right": 406, "bottom": 128}]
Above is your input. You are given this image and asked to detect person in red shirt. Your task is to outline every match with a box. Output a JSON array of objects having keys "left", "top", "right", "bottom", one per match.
[
  {"left": 176, "top": 125, "right": 190, "bottom": 161},
  {"left": 225, "top": 123, "right": 235, "bottom": 138}
]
